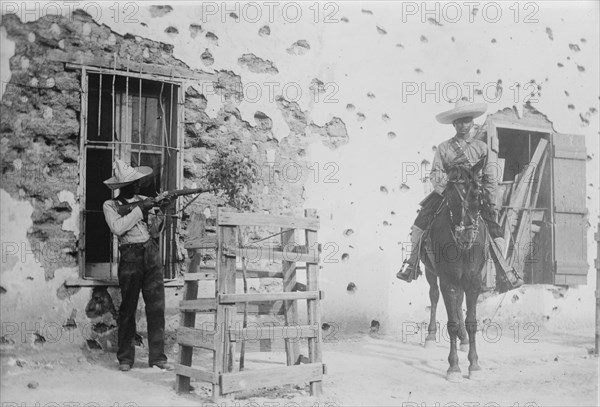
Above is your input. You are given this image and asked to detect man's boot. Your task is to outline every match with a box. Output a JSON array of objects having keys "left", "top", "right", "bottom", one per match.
[
  {"left": 492, "top": 237, "right": 524, "bottom": 290},
  {"left": 396, "top": 226, "right": 424, "bottom": 282}
]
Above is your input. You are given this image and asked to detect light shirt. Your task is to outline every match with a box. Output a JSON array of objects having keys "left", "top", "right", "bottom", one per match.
[
  {"left": 430, "top": 125, "right": 498, "bottom": 199},
  {"left": 103, "top": 195, "right": 152, "bottom": 245}
]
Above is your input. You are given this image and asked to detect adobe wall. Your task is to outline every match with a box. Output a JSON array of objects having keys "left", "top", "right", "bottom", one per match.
[{"left": 1, "top": 3, "right": 598, "bottom": 346}]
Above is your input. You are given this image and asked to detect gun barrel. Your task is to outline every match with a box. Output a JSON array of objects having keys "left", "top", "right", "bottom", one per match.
[{"left": 168, "top": 187, "right": 217, "bottom": 197}]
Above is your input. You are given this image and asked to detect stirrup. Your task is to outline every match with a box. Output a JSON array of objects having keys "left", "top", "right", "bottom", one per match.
[
  {"left": 497, "top": 268, "right": 524, "bottom": 293},
  {"left": 508, "top": 270, "right": 524, "bottom": 289},
  {"left": 396, "top": 260, "right": 417, "bottom": 282}
]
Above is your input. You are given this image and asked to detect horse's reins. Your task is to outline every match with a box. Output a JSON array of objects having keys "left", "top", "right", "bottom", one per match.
[{"left": 447, "top": 179, "right": 481, "bottom": 250}]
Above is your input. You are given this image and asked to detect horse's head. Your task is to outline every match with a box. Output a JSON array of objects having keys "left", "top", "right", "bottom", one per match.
[{"left": 443, "top": 158, "right": 485, "bottom": 249}]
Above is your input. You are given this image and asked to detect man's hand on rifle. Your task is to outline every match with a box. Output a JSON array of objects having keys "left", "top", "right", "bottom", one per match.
[
  {"left": 139, "top": 197, "right": 156, "bottom": 213},
  {"left": 158, "top": 195, "right": 174, "bottom": 211}
]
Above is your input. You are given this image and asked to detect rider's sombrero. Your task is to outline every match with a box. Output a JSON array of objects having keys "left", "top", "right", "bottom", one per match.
[
  {"left": 103, "top": 159, "right": 153, "bottom": 190},
  {"left": 435, "top": 99, "right": 488, "bottom": 124}
]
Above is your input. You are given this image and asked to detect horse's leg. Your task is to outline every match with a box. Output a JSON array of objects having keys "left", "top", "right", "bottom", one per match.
[
  {"left": 424, "top": 268, "right": 439, "bottom": 347},
  {"left": 457, "top": 290, "right": 469, "bottom": 352},
  {"left": 440, "top": 280, "right": 462, "bottom": 382},
  {"left": 465, "top": 289, "right": 482, "bottom": 379}
]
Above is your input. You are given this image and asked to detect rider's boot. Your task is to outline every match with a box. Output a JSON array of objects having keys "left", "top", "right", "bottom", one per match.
[{"left": 396, "top": 226, "right": 424, "bottom": 282}]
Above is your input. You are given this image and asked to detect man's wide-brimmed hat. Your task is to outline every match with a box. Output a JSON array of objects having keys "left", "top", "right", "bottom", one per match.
[
  {"left": 435, "top": 99, "right": 488, "bottom": 124},
  {"left": 103, "top": 160, "right": 153, "bottom": 190}
]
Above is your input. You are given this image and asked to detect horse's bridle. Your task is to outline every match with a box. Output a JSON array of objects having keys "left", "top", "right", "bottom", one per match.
[{"left": 446, "top": 179, "right": 482, "bottom": 250}]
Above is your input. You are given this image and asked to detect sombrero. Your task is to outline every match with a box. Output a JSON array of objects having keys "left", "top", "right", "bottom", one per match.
[
  {"left": 435, "top": 99, "right": 487, "bottom": 124},
  {"left": 103, "top": 159, "right": 153, "bottom": 190}
]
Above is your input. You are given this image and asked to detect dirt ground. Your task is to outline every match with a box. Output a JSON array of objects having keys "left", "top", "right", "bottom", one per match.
[{"left": 1, "top": 324, "right": 597, "bottom": 407}]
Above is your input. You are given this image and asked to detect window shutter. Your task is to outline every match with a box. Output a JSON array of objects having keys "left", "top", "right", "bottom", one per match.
[{"left": 552, "top": 133, "right": 588, "bottom": 285}]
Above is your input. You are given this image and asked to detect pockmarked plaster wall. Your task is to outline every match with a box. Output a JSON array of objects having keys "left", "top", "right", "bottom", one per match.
[{"left": 1, "top": 2, "right": 599, "bottom": 339}]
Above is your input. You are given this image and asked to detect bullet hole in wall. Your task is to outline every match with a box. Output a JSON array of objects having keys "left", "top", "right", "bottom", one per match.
[
  {"left": 370, "top": 320, "right": 380, "bottom": 333},
  {"left": 149, "top": 5, "right": 173, "bottom": 17},
  {"left": 87, "top": 339, "right": 102, "bottom": 350},
  {"left": 33, "top": 332, "right": 46, "bottom": 345},
  {"left": 201, "top": 49, "right": 214, "bottom": 66},
  {"left": 258, "top": 25, "right": 270, "bottom": 37},
  {"left": 206, "top": 32, "right": 219, "bottom": 44},
  {"left": 287, "top": 40, "right": 311, "bottom": 55}
]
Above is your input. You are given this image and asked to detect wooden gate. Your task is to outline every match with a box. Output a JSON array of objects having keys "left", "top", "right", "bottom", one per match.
[{"left": 175, "top": 208, "right": 324, "bottom": 399}]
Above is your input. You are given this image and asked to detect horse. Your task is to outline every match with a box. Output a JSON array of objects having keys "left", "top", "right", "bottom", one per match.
[{"left": 420, "top": 159, "right": 488, "bottom": 382}]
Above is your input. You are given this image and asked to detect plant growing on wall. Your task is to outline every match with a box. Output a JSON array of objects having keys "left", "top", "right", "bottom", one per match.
[{"left": 205, "top": 148, "right": 260, "bottom": 211}]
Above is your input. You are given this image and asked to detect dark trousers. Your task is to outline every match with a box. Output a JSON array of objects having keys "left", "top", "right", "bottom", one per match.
[
  {"left": 414, "top": 193, "right": 444, "bottom": 230},
  {"left": 117, "top": 239, "right": 167, "bottom": 367}
]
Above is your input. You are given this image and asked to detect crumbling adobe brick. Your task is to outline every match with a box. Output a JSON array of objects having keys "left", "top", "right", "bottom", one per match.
[{"left": 2, "top": 9, "right": 314, "bottom": 288}]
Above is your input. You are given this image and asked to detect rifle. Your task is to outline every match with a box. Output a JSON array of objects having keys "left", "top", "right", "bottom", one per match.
[{"left": 116, "top": 187, "right": 217, "bottom": 216}]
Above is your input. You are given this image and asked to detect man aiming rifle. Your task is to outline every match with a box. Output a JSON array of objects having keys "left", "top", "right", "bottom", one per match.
[{"left": 102, "top": 160, "right": 212, "bottom": 372}]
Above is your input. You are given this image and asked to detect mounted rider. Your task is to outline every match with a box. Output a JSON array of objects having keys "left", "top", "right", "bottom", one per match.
[{"left": 396, "top": 99, "right": 523, "bottom": 290}]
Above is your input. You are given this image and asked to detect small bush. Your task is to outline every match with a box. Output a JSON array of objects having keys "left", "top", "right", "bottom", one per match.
[{"left": 205, "top": 149, "right": 260, "bottom": 211}]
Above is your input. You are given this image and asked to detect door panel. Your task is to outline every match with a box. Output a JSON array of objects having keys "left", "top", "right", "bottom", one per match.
[{"left": 552, "top": 133, "right": 588, "bottom": 281}]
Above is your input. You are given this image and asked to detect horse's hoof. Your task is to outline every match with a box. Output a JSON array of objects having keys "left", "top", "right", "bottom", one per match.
[
  {"left": 468, "top": 368, "right": 483, "bottom": 380},
  {"left": 446, "top": 371, "right": 463, "bottom": 383},
  {"left": 424, "top": 339, "right": 436, "bottom": 349},
  {"left": 459, "top": 343, "right": 469, "bottom": 352}
]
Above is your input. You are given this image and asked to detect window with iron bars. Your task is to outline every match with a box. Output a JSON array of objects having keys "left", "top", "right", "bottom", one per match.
[{"left": 79, "top": 68, "right": 183, "bottom": 281}]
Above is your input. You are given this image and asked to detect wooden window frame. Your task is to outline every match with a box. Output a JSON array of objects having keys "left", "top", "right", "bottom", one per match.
[
  {"left": 69, "top": 66, "right": 186, "bottom": 287},
  {"left": 487, "top": 118, "right": 588, "bottom": 285},
  {"left": 488, "top": 120, "right": 553, "bottom": 285}
]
